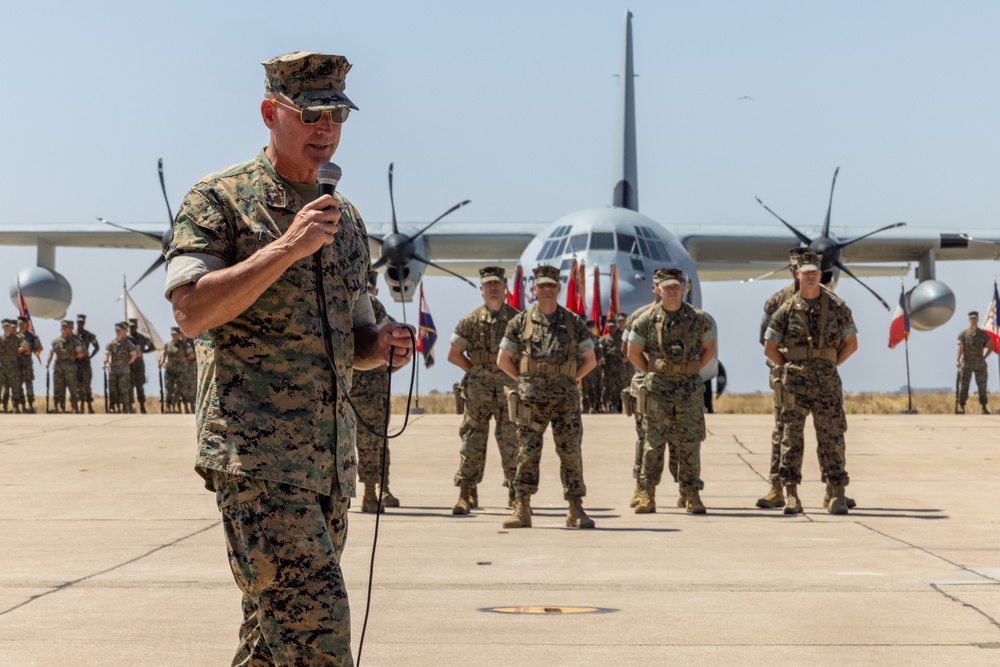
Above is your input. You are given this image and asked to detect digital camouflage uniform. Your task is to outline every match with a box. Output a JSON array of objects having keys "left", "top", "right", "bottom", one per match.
[
  {"left": 105, "top": 336, "right": 137, "bottom": 413},
  {"left": 580, "top": 340, "right": 603, "bottom": 413},
  {"left": 629, "top": 303, "right": 714, "bottom": 496},
  {"left": 17, "top": 328, "right": 40, "bottom": 411},
  {"left": 50, "top": 334, "right": 85, "bottom": 412},
  {"left": 500, "top": 304, "right": 595, "bottom": 500},
  {"left": 451, "top": 301, "right": 520, "bottom": 490},
  {"left": 182, "top": 337, "right": 197, "bottom": 408},
  {"left": 166, "top": 135, "right": 370, "bottom": 666},
  {"left": 957, "top": 327, "right": 991, "bottom": 410},
  {"left": 624, "top": 302, "right": 659, "bottom": 482},
  {"left": 761, "top": 282, "right": 797, "bottom": 483},
  {"left": 128, "top": 329, "right": 153, "bottom": 408},
  {"left": 351, "top": 295, "right": 392, "bottom": 487},
  {"left": 162, "top": 337, "right": 195, "bottom": 412},
  {"left": 766, "top": 290, "right": 857, "bottom": 487},
  {"left": 75, "top": 327, "right": 99, "bottom": 411},
  {"left": 599, "top": 328, "right": 627, "bottom": 412},
  {"left": 0, "top": 329, "right": 27, "bottom": 412}
]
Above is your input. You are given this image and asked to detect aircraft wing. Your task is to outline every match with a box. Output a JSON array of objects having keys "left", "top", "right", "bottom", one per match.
[
  {"left": 675, "top": 224, "right": 1000, "bottom": 281},
  {"left": 0, "top": 222, "right": 165, "bottom": 249},
  {"left": 364, "top": 220, "right": 549, "bottom": 277}
]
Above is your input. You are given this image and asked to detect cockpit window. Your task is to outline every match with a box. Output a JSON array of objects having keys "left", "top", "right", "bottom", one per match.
[
  {"left": 536, "top": 225, "right": 573, "bottom": 261},
  {"left": 633, "top": 225, "right": 672, "bottom": 262},
  {"left": 590, "top": 232, "right": 615, "bottom": 250},
  {"left": 568, "top": 234, "right": 588, "bottom": 254},
  {"left": 617, "top": 232, "right": 637, "bottom": 256}
]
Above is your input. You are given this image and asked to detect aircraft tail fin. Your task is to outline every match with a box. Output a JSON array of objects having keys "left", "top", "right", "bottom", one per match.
[{"left": 612, "top": 10, "right": 638, "bottom": 212}]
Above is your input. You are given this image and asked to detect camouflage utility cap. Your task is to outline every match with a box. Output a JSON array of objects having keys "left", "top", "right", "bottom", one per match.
[
  {"left": 798, "top": 251, "right": 822, "bottom": 272},
  {"left": 76, "top": 313, "right": 87, "bottom": 321},
  {"left": 1, "top": 319, "right": 14, "bottom": 326},
  {"left": 128, "top": 318, "right": 138, "bottom": 325},
  {"left": 16, "top": 316, "right": 27, "bottom": 323},
  {"left": 969, "top": 311, "right": 980, "bottom": 318},
  {"left": 170, "top": 326, "right": 181, "bottom": 334},
  {"left": 480, "top": 266, "right": 506, "bottom": 284},
  {"left": 788, "top": 247, "right": 806, "bottom": 265},
  {"left": 262, "top": 51, "right": 358, "bottom": 111},
  {"left": 533, "top": 265, "right": 560, "bottom": 285},
  {"left": 60, "top": 320, "right": 73, "bottom": 328},
  {"left": 115, "top": 322, "right": 127, "bottom": 330},
  {"left": 654, "top": 268, "right": 683, "bottom": 287}
]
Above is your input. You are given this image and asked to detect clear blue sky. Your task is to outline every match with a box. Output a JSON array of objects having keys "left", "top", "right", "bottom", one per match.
[{"left": 2, "top": 0, "right": 999, "bottom": 396}]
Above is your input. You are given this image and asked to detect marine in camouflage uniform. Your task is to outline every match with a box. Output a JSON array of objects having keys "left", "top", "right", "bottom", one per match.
[
  {"left": 16, "top": 316, "right": 42, "bottom": 413},
  {"left": 182, "top": 335, "right": 198, "bottom": 410},
  {"left": 104, "top": 322, "right": 138, "bottom": 413},
  {"left": 159, "top": 327, "right": 195, "bottom": 413},
  {"left": 599, "top": 319, "right": 627, "bottom": 412},
  {"left": 627, "top": 269, "right": 716, "bottom": 515},
  {"left": 351, "top": 275, "right": 398, "bottom": 513},
  {"left": 764, "top": 251, "right": 858, "bottom": 515},
  {"left": 955, "top": 310, "right": 992, "bottom": 414},
  {"left": 497, "top": 265, "right": 598, "bottom": 529},
  {"left": 164, "top": 51, "right": 412, "bottom": 667},
  {"left": 622, "top": 290, "right": 660, "bottom": 508},
  {"left": 46, "top": 320, "right": 85, "bottom": 413},
  {"left": 74, "top": 314, "right": 100, "bottom": 414},
  {"left": 580, "top": 320, "right": 603, "bottom": 413},
  {"left": 447, "top": 266, "right": 520, "bottom": 514},
  {"left": 0, "top": 319, "right": 27, "bottom": 413},
  {"left": 127, "top": 319, "right": 155, "bottom": 413}
]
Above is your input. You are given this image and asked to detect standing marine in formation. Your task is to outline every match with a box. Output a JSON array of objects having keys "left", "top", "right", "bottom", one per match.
[
  {"left": 160, "top": 326, "right": 195, "bottom": 413},
  {"left": 16, "top": 316, "right": 42, "bottom": 413},
  {"left": 105, "top": 321, "right": 139, "bottom": 413},
  {"left": 497, "top": 265, "right": 598, "bottom": 529},
  {"left": 764, "top": 251, "right": 858, "bottom": 515},
  {"left": 599, "top": 316, "right": 627, "bottom": 413},
  {"left": 47, "top": 320, "right": 85, "bottom": 413},
  {"left": 621, "top": 283, "right": 660, "bottom": 508},
  {"left": 1, "top": 319, "right": 28, "bottom": 413},
  {"left": 447, "top": 266, "right": 520, "bottom": 514},
  {"left": 127, "top": 318, "right": 156, "bottom": 413},
  {"left": 74, "top": 314, "right": 100, "bottom": 414},
  {"left": 580, "top": 319, "right": 603, "bottom": 413},
  {"left": 627, "top": 268, "right": 716, "bottom": 515},
  {"left": 955, "top": 310, "right": 992, "bottom": 414}
]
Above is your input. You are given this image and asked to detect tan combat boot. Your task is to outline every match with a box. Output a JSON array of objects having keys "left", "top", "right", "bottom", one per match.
[
  {"left": 360, "top": 484, "right": 382, "bottom": 513},
  {"left": 379, "top": 470, "right": 400, "bottom": 508},
  {"left": 469, "top": 484, "right": 479, "bottom": 509},
  {"left": 822, "top": 482, "right": 857, "bottom": 509},
  {"left": 685, "top": 488, "right": 706, "bottom": 515},
  {"left": 827, "top": 482, "right": 849, "bottom": 515},
  {"left": 507, "top": 487, "right": 515, "bottom": 509},
  {"left": 783, "top": 483, "right": 803, "bottom": 514},
  {"left": 756, "top": 478, "right": 784, "bottom": 509},
  {"left": 629, "top": 481, "right": 643, "bottom": 508},
  {"left": 676, "top": 487, "right": 688, "bottom": 508},
  {"left": 634, "top": 483, "right": 656, "bottom": 514},
  {"left": 503, "top": 496, "right": 532, "bottom": 528},
  {"left": 452, "top": 486, "right": 473, "bottom": 515},
  {"left": 565, "top": 497, "right": 596, "bottom": 529}
]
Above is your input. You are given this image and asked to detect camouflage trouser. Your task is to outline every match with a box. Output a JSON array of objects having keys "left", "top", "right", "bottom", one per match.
[
  {"left": 108, "top": 366, "right": 132, "bottom": 412},
  {"left": 581, "top": 371, "right": 601, "bottom": 412},
  {"left": 131, "top": 359, "right": 147, "bottom": 402},
  {"left": 779, "top": 393, "right": 849, "bottom": 486},
  {"left": 53, "top": 360, "right": 78, "bottom": 409},
  {"left": 957, "top": 365, "right": 988, "bottom": 407},
  {"left": 601, "top": 367, "right": 626, "bottom": 412},
  {"left": 632, "top": 410, "right": 645, "bottom": 480},
  {"left": 0, "top": 362, "right": 24, "bottom": 407},
  {"left": 352, "top": 373, "right": 390, "bottom": 486},
  {"left": 164, "top": 368, "right": 183, "bottom": 407},
  {"left": 768, "top": 405, "right": 782, "bottom": 481},
  {"left": 512, "top": 391, "right": 587, "bottom": 500},
  {"left": 18, "top": 358, "right": 35, "bottom": 401},
  {"left": 641, "top": 392, "right": 704, "bottom": 491},
  {"left": 212, "top": 471, "right": 353, "bottom": 667},
  {"left": 76, "top": 359, "right": 93, "bottom": 404},
  {"left": 454, "top": 395, "right": 517, "bottom": 488}
]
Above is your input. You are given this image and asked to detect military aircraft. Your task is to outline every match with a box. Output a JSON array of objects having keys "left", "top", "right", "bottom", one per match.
[{"left": 4, "top": 10, "right": 999, "bottom": 351}]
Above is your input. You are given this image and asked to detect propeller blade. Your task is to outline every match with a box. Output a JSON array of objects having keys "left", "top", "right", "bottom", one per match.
[
  {"left": 129, "top": 256, "right": 166, "bottom": 291},
  {"left": 372, "top": 256, "right": 388, "bottom": 270},
  {"left": 388, "top": 162, "right": 399, "bottom": 235},
  {"left": 835, "top": 261, "right": 890, "bottom": 310},
  {"left": 837, "top": 221, "right": 906, "bottom": 249},
  {"left": 959, "top": 233, "right": 1000, "bottom": 245},
  {"left": 158, "top": 158, "right": 174, "bottom": 224},
  {"left": 755, "top": 196, "right": 812, "bottom": 246},
  {"left": 739, "top": 263, "right": 792, "bottom": 284},
  {"left": 821, "top": 166, "right": 840, "bottom": 238},
  {"left": 368, "top": 235, "right": 384, "bottom": 246},
  {"left": 411, "top": 253, "right": 477, "bottom": 287},
  {"left": 97, "top": 216, "right": 163, "bottom": 243},
  {"left": 407, "top": 200, "right": 472, "bottom": 243}
]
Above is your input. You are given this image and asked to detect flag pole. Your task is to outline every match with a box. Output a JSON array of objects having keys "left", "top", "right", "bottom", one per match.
[
  {"left": 994, "top": 277, "right": 999, "bottom": 414},
  {"left": 903, "top": 333, "right": 914, "bottom": 413}
]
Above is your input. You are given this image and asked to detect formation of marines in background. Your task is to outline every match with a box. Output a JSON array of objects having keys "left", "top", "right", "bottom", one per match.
[{"left": 0, "top": 314, "right": 195, "bottom": 414}]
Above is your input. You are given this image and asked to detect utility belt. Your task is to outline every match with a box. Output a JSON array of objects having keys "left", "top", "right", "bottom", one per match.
[
  {"left": 649, "top": 359, "right": 701, "bottom": 375},
  {"left": 468, "top": 350, "right": 495, "bottom": 367},
  {"left": 519, "top": 358, "right": 577, "bottom": 378},
  {"left": 783, "top": 346, "right": 837, "bottom": 363},
  {"left": 504, "top": 386, "right": 539, "bottom": 430},
  {"left": 634, "top": 385, "right": 669, "bottom": 422}
]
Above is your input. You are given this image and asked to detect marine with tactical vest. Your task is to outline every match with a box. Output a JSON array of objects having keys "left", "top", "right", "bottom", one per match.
[
  {"left": 621, "top": 282, "right": 661, "bottom": 509},
  {"left": 626, "top": 268, "right": 716, "bottom": 515},
  {"left": 763, "top": 250, "right": 858, "bottom": 515},
  {"left": 496, "top": 264, "right": 598, "bottom": 529},
  {"left": 446, "top": 266, "right": 520, "bottom": 514}
]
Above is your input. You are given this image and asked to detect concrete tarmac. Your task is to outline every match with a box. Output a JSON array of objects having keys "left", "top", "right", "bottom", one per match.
[{"left": 1, "top": 413, "right": 998, "bottom": 666}]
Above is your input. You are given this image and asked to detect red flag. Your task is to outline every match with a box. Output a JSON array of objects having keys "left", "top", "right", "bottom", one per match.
[
  {"left": 565, "top": 259, "right": 578, "bottom": 311},
  {"left": 887, "top": 285, "right": 910, "bottom": 349},
  {"left": 16, "top": 278, "right": 41, "bottom": 361},
  {"left": 508, "top": 265, "right": 524, "bottom": 310},
  {"left": 589, "top": 266, "right": 601, "bottom": 334},
  {"left": 575, "top": 261, "right": 586, "bottom": 315},
  {"left": 982, "top": 281, "right": 1000, "bottom": 353},
  {"left": 604, "top": 264, "right": 619, "bottom": 334}
]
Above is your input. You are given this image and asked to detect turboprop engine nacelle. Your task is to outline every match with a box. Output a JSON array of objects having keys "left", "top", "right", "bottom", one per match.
[
  {"left": 906, "top": 279, "right": 955, "bottom": 331},
  {"left": 9, "top": 267, "right": 73, "bottom": 320}
]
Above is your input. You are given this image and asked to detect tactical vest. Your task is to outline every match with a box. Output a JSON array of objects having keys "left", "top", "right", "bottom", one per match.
[
  {"left": 780, "top": 290, "right": 838, "bottom": 363},
  {"left": 468, "top": 304, "right": 509, "bottom": 366},
  {"left": 519, "top": 306, "right": 578, "bottom": 377},
  {"left": 647, "top": 303, "right": 702, "bottom": 376}
]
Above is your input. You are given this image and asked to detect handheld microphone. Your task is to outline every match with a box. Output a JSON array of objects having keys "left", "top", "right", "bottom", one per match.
[{"left": 318, "top": 162, "right": 342, "bottom": 203}]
